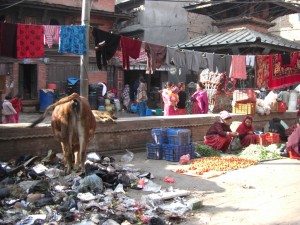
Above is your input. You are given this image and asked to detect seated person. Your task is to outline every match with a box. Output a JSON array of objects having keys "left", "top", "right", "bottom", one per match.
[
  {"left": 286, "top": 125, "right": 300, "bottom": 158},
  {"left": 264, "top": 118, "right": 288, "bottom": 142},
  {"left": 236, "top": 115, "right": 257, "bottom": 147},
  {"left": 204, "top": 110, "right": 239, "bottom": 152}
]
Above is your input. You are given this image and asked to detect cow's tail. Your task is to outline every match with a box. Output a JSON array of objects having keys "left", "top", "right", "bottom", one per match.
[{"left": 29, "top": 93, "right": 81, "bottom": 128}]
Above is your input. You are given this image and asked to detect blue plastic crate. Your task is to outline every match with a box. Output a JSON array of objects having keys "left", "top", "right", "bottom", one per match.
[
  {"left": 167, "top": 128, "right": 191, "bottom": 145},
  {"left": 162, "top": 143, "right": 195, "bottom": 162},
  {"left": 147, "top": 143, "right": 163, "bottom": 160},
  {"left": 152, "top": 128, "right": 168, "bottom": 145}
]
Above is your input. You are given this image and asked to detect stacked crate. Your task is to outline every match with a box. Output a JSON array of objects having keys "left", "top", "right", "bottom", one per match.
[
  {"left": 147, "top": 128, "right": 194, "bottom": 161},
  {"left": 163, "top": 129, "right": 194, "bottom": 162}
]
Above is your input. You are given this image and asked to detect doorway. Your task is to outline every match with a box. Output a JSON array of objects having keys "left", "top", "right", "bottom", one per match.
[{"left": 19, "top": 64, "right": 37, "bottom": 100}]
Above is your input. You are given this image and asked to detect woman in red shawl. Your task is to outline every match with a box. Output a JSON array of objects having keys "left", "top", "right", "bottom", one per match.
[
  {"left": 286, "top": 125, "right": 300, "bottom": 159},
  {"left": 236, "top": 115, "right": 257, "bottom": 147}
]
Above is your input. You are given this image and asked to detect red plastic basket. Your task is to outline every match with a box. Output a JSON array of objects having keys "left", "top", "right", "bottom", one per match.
[
  {"left": 265, "top": 132, "right": 280, "bottom": 145},
  {"left": 288, "top": 149, "right": 300, "bottom": 160},
  {"left": 278, "top": 102, "right": 286, "bottom": 112},
  {"left": 256, "top": 134, "right": 267, "bottom": 145}
]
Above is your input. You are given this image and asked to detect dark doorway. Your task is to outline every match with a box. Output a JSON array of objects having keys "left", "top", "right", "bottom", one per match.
[{"left": 19, "top": 64, "right": 37, "bottom": 100}]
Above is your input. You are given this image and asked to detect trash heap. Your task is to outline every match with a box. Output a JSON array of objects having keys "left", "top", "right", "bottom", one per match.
[{"left": 0, "top": 150, "right": 199, "bottom": 225}]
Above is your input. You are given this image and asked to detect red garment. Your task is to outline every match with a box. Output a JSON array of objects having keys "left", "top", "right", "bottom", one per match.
[
  {"left": 255, "top": 55, "right": 270, "bottom": 89},
  {"left": 204, "top": 135, "right": 232, "bottom": 151},
  {"left": 236, "top": 115, "right": 256, "bottom": 147},
  {"left": 0, "top": 22, "right": 17, "bottom": 57},
  {"left": 191, "top": 89, "right": 209, "bottom": 114},
  {"left": 11, "top": 97, "right": 22, "bottom": 123},
  {"left": 144, "top": 43, "right": 167, "bottom": 74},
  {"left": 287, "top": 126, "right": 300, "bottom": 155},
  {"left": 229, "top": 55, "right": 247, "bottom": 79},
  {"left": 268, "top": 53, "right": 300, "bottom": 90},
  {"left": 120, "top": 36, "right": 142, "bottom": 70},
  {"left": 177, "top": 108, "right": 187, "bottom": 115},
  {"left": 16, "top": 24, "right": 44, "bottom": 58}
]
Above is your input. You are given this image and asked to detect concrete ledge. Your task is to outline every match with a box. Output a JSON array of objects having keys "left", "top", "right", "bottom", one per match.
[{"left": 0, "top": 112, "right": 297, "bottom": 161}]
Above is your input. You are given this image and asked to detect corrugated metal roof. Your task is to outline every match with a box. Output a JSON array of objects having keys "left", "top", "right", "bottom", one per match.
[{"left": 176, "top": 29, "right": 300, "bottom": 50}]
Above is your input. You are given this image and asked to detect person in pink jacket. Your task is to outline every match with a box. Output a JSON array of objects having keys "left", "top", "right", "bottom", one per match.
[{"left": 191, "top": 81, "right": 209, "bottom": 114}]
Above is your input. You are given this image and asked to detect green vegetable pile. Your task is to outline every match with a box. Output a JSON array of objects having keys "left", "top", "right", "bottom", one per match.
[
  {"left": 238, "top": 144, "right": 284, "bottom": 162},
  {"left": 194, "top": 144, "right": 221, "bottom": 157}
]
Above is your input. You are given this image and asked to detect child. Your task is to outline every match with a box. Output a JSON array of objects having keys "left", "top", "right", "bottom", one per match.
[
  {"left": 11, "top": 94, "right": 22, "bottom": 123},
  {"left": 169, "top": 86, "right": 179, "bottom": 112},
  {"left": 2, "top": 95, "right": 17, "bottom": 123}
]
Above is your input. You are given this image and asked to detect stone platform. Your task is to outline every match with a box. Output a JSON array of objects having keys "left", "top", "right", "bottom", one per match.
[{"left": 0, "top": 112, "right": 297, "bottom": 161}]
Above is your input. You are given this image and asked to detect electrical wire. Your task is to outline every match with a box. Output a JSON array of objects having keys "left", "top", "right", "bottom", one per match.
[{"left": 0, "top": 0, "right": 26, "bottom": 11}]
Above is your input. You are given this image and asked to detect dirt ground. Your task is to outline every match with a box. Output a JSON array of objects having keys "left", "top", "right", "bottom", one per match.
[{"left": 115, "top": 151, "right": 300, "bottom": 225}]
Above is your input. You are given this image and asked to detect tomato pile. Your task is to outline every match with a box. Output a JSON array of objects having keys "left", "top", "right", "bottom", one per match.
[{"left": 175, "top": 156, "right": 257, "bottom": 175}]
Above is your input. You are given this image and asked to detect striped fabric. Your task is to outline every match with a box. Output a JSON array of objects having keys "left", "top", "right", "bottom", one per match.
[{"left": 43, "top": 25, "right": 60, "bottom": 48}]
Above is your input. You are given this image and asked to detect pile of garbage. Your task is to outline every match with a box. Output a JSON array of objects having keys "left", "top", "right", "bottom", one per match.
[{"left": 0, "top": 150, "right": 199, "bottom": 225}]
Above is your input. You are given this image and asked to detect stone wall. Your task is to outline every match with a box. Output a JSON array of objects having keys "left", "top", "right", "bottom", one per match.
[{"left": 0, "top": 112, "right": 297, "bottom": 161}]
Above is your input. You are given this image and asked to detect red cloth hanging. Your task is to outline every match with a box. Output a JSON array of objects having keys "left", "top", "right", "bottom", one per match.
[
  {"left": 120, "top": 36, "right": 142, "bottom": 70},
  {"left": 16, "top": 24, "right": 44, "bottom": 58},
  {"left": 255, "top": 55, "right": 270, "bottom": 89},
  {"left": 268, "top": 52, "right": 300, "bottom": 90},
  {"left": 229, "top": 55, "right": 247, "bottom": 79}
]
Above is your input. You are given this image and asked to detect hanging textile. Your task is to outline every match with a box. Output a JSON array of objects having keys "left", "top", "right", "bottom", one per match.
[
  {"left": 43, "top": 25, "right": 60, "bottom": 48},
  {"left": 214, "top": 54, "right": 226, "bottom": 74},
  {"left": 59, "top": 25, "right": 86, "bottom": 55},
  {"left": 185, "top": 51, "right": 208, "bottom": 72},
  {"left": 225, "top": 55, "right": 232, "bottom": 76},
  {"left": 166, "top": 47, "right": 186, "bottom": 68},
  {"left": 255, "top": 55, "right": 270, "bottom": 89},
  {"left": 0, "top": 22, "right": 17, "bottom": 58},
  {"left": 120, "top": 36, "right": 142, "bottom": 70},
  {"left": 16, "top": 24, "right": 44, "bottom": 58},
  {"left": 144, "top": 42, "right": 167, "bottom": 74},
  {"left": 92, "top": 28, "right": 120, "bottom": 70},
  {"left": 268, "top": 52, "right": 300, "bottom": 90},
  {"left": 229, "top": 55, "right": 247, "bottom": 79}
]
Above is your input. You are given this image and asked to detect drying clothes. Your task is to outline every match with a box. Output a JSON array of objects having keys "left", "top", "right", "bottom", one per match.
[
  {"left": 206, "top": 53, "right": 214, "bottom": 72},
  {"left": 120, "top": 36, "right": 142, "bottom": 70},
  {"left": 59, "top": 25, "right": 86, "bottom": 55},
  {"left": 229, "top": 55, "right": 247, "bottom": 79},
  {"left": 0, "top": 22, "right": 17, "bottom": 58},
  {"left": 225, "top": 55, "right": 232, "bottom": 76},
  {"left": 185, "top": 51, "right": 207, "bottom": 72},
  {"left": 246, "top": 55, "right": 255, "bottom": 67},
  {"left": 16, "top": 24, "right": 44, "bottom": 58},
  {"left": 268, "top": 53, "right": 300, "bottom": 90},
  {"left": 43, "top": 25, "right": 60, "bottom": 48},
  {"left": 214, "top": 54, "right": 226, "bottom": 74},
  {"left": 255, "top": 55, "right": 270, "bottom": 89},
  {"left": 145, "top": 43, "right": 167, "bottom": 74},
  {"left": 92, "top": 28, "right": 120, "bottom": 70},
  {"left": 166, "top": 47, "right": 186, "bottom": 68}
]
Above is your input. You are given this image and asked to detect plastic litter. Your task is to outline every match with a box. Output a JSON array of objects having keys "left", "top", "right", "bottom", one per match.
[
  {"left": 164, "top": 176, "right": 175, "bottom": 183},
  {"left": 120, "top": 150, "right": 134, "bottom": 163},
  {"left": 77, "top": 174, "right": 104, "bottom": 194},
  {"left": 179, "top": 154, "right": 190, "bottom": 165},
  {"left": 142, "top": 180, "right": 161, "bottom": 193},
  {"left": 16, "top": 214, "right": 47, "bottom": 225}
]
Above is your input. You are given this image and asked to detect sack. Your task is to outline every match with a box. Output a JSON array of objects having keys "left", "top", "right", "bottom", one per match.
[{"left": 230, "top": 137, "right": 241, "bottom": 151}]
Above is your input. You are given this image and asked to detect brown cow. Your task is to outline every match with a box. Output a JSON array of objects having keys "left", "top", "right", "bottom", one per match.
[{"left": 30, "top": 93, "right": 96, "bottom": 174}]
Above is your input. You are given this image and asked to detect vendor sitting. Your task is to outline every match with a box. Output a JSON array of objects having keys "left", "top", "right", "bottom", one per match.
[
  {"left": 204, "top": 110, "right": 239, "bottom": 152},
  {"left": 264, "top": 118, "right": 288, "bottom": 142},
  {"left": 236, "top": 115, "right": 257, "bottom": 147}
]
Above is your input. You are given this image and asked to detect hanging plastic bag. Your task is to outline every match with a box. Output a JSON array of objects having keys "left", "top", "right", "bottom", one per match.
[
  {"left": 179, "top": 154, "right": 190, "bottom": 165},
  {"left": 230, "top": 137, "right": 241, "bottom": 151},
  {"left": 120, "top": 149, "right": 134, "bottom": 163}
]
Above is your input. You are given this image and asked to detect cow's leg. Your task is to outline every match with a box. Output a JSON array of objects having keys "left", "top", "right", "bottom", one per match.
[
  {"left": 61, "top": 142, "right": 72, "bottom": 174},
  {"left": 73, "top": 144, "right": 80, "bottom": 171}
]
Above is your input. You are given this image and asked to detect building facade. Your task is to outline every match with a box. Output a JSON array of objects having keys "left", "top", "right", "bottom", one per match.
[{"left": 0, "top": 0, "right": 131, "bottom": 111}]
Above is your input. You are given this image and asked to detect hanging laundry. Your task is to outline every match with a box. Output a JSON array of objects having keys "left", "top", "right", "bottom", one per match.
[
  {"left": 246, "top": 55, "right": 255, "bottom": 67},
  {"left": 0, "top": 22, "right": 17, "bottom": 58},
  {"left": 166, "top": 47, "right": 186, "bottom": 68},
  {"left": 59, "top": 25, "right": 86, "bottom": 55},
  {"left": 268, "top": 53, "right": 300, "bottom": 90},
  {"left": 185, "top": 51, "right": 208, "bottom": 72},
  {"left": 16, "top": 24, "right": 44, "bottom": 58},
  {"left": 214, "top": 54, "right": 226, "bottom": 74},
  {"left": 229, "top": 55, "right": 247, "bottom": 80},
  {"left": 144, "top": 42, "right": 167, "bottom": 74},
  {"left": 225, "top": 55, "right": 232, "bottom": 76},
  {"left": 43, "top": 25, "right": 60, "bottom": 48},
  {"left": 120, "top": 36, "right": 142, "bottom": 70},
  {"left": 92, "top": 28, "right": 120, "bottom": 70},
  {"left": 206, "top": 53, "right": 214, "bottom": 72},
  {"left": 255, "top": 55, "right": 270, "bottom": 89}
]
